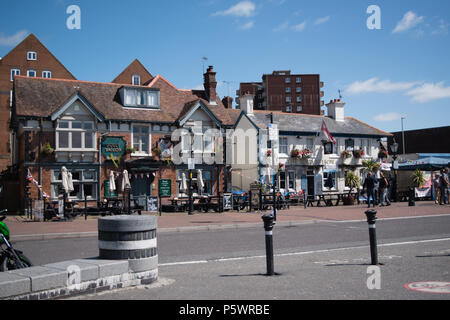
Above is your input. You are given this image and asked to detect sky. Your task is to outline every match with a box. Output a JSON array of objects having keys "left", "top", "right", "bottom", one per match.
[{"left": 1, "top": 0, "right": 449, "bottom": 133}]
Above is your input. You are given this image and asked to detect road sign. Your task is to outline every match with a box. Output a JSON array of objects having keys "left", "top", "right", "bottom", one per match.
[
  {"left": 159, "top": 179, "right": 171, "bottom": 197},
  {"left": 188, "top": 158, "right": 195, "bottom": 170},
  {"left": 268, "top": 124, "right": 278, "bottom": 141}
]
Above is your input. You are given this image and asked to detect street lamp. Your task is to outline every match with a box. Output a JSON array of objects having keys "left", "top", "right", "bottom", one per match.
[
  {"left": 401, "top": 117, "right": 406, "bottom": 155},
  {"left": 390, "top": 140, "right": 399, "bottom": 202}
]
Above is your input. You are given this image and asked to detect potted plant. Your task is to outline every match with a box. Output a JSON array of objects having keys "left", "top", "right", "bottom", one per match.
[
  {"left": 125, "top": 146, "right": 136, "bottom": 154},
  {"left": 353, "top": 149, "right": 365, "bottom": 159},
  {"left": 301, "top": 149, "right": 313, "bottom": 159},
  {"left": 343, "top": 171, "right": 360, "bottom": 205},
  {"left": 341, "top": 150, "right": 353, "bottom": 159},
  {"left": 41, "top": 142, "right": 54, "bottom": 156},
  {"left": 291, "top": 149, "right": 301, "bottom": 159},
  {"left": 362, "top": 159, "right": 381, "bottom": 174},
  {"left": 412, "top": 169, "right": 425, "bottom": 188}
]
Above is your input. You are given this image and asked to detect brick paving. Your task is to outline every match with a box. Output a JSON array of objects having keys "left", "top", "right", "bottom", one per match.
[{"left": 4, "top": 201, "right": 450, "bottom": 239}]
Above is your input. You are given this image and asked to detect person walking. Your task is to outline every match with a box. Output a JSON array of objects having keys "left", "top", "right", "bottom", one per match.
[
  {"left": 379, "top": 172, "right": 391, "bottom": 206},
  {"left": 440, "top": 168, "right": 449, "bottom": 205},
  {"left": 433, "top": 172, "right": 441, "bottom": 204},
  {"left": 363, "top": 172, "right": 377, "bottom": 208}
]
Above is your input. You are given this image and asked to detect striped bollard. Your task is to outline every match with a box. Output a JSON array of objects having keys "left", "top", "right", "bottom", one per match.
[{"left": 98, "top": 215, "right": 158, "bottom": 273}]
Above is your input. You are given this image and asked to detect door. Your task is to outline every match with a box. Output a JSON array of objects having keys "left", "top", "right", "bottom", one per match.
[
  {"left": 307, "top": 175, "right": 315, "bottom": 197},
  {"left": 131, "top": 174, "right": 155, "bottom": 197}
]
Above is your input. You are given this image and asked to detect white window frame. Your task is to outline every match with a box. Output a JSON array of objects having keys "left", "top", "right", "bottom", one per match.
[
  {"left": 56, "top": 120, "right": 97, "bottom": 151},
  {"left": 296, "top": 87, "right": 302, "bottom": 93},
  {"left": 285, "top": 87, "right": 291, "bottom": 93},
  {"left": 10, "top": 69, "right": 20, "bottom": 82},
  {"left": 27, "top": 70, "right": 36, "bottom": 77},
  {"left": 286, "top": 106, "right": 292, "bottom": 113},
  {"left": 296, "top": 77, "right": 302, "bottom": 83},
  {"left": 285, "top": 78, "right": 291, "bottom": 84},
  {"left": 286, "top": 96, "right": 291, "bottom": 103},
  {"left": 132, "top": 74, "right": 141, "bottom": 86},
  {"left": 51, "top": 168, "right": 98, "bottom": 201},
  {"left": 322, "top": 171, "right": 337, "bottom": 191},
  {"left": 42, "top": 70, "right": 52, "bottom": 78},
  {"left": 297, "top": 96, "right": 302, "bottom": 103},
  {"left": 131, "top": 124, "right": 151, "bottom": 156},
  {"left": 279, "top": 137, "right": 289, "bottom": 155},
  {"left": 27, "top": 51, "right": 37, "bottom": 61},
  {"left": 297, "top": 106, "right": 303, "bottom": 112}
]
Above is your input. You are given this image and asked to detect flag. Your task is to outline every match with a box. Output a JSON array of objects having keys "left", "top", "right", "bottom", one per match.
[{"left": 320, "top": 120, "right": 336, "bottom": 145}]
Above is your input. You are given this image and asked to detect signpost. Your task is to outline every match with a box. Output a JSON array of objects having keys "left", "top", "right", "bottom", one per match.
[
  {"left": 158, "top": 179, "right": 171, "bottom": 216},
  {"left": 147, "top": 196, "right": 158, "bottom": 212}
]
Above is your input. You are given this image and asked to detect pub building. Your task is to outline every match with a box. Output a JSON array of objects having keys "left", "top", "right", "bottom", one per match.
[{"left": 11, "top": 66, "right": 235, "bottom": 212}]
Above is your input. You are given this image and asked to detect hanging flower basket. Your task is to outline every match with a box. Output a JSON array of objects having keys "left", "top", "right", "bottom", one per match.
[
  {"left": 278, "top": 163, "right": 286, "bottom": 172},
  {"left": 266, "top": 150, "right": 272, "bottom": 157},
  {"left": 41, "top": 142, "right": 54, "bottom": 156}
]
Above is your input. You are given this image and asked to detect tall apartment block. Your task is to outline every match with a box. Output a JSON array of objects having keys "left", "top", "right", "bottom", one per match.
[{"left": 237, "top": 70, "right": 324, "bottom": 115}]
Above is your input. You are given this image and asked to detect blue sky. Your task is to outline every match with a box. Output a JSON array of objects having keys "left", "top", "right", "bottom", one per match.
[{"left": 1, "top": 0, "right": 449, "bottom": 133}]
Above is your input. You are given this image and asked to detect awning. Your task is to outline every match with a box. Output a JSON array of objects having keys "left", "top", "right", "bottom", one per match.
[{"left": 398, "top": 157, "right": 450, "bottom": 171}]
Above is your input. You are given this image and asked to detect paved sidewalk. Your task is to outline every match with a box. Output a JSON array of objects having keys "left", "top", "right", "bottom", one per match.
[{"left": 5, "top": 201, "right": 450, "bottom": 241}]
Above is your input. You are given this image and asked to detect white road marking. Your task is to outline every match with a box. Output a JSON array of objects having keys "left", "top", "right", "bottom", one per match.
[{"left": 159, "top": 237, "right": 450, "bottom": 267}]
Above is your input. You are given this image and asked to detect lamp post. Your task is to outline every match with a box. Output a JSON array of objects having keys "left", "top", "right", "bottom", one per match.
[
  {"left": 390, "top": 140, "right": 399, "bottom": 202},
  {"left": 401, "top": 117, "right": 406, "bottom": 155}
]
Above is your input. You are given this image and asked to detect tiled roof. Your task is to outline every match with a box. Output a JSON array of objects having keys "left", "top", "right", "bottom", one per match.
[
  {"left": 14, "top": 76, "right": 234, "bottom": 126},
  {"left": 244, "top": 110, "right": 392, "bottom": 137}
]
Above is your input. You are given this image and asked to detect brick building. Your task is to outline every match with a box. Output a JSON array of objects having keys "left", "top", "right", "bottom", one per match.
[
  {"left": 0, "top": 34, "right": 76, "bottom": 172},
  {"left": 236, "top": 70, "right": 324, "bottom": 115},
  {"left": 111, "top": 59, "right": 154, "bottom": 86},
  {"left": 8, "top": 66, "right": 234, "bottom": 212}
]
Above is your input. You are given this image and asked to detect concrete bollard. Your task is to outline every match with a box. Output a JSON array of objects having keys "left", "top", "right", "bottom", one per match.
[{"left": 98, "top": 215, "right": 158, "bottom": 273}]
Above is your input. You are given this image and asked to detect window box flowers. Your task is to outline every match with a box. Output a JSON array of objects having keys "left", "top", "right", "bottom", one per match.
[
  {"left": 41, "top": 142, "right": 54, "bottom": 156},
  {"left": 301, "top": 149, "right": 313, "bottom": 159},
  {"left": 291, "top": 149, "right": 312, "bottom": 160},
  {"left": 341, "top": 150, "right": 353, "bottom": 159},
  {"left": 353, "top": 149, "right": 366, "bottom": 159}
]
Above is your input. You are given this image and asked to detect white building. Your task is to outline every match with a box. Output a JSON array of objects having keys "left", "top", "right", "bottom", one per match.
[{"left": 231, "top": 94, "right": 392, "bottom": 197}]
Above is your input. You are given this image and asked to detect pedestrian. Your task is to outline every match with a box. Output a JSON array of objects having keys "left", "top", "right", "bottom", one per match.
[
  {"left": 363, "top": 172, "right": 376, "bottom": 208},
  {"left": 387, "top": 173, "right": 393, "bottom": 202},
  {"left": 439, "top": 169, "right": 449, "bottom": 205},
  {"left": 379, "top": 172, "right": 391, "bottom": 206},
  {"left": 373, "top": 172, "right": 380, "bottom": 206},
  {"left": 433, "top": 172, "right": 441, "bottom": 204}
]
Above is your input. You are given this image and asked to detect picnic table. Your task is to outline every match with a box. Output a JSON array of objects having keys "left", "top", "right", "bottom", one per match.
[{"left": 316, "top": 192, "right": 361, "bottom": 207}]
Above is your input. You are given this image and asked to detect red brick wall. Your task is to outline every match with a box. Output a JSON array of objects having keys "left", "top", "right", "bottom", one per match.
[{"left": 0, "top": 34, "right": 75, "bottom": 171}]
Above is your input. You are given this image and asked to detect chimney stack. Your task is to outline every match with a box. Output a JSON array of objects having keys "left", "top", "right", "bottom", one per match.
[
  {"left": 204, "top": 65, "right": 217, "bottom": 104},
  {"left": 222, "top": 96, "right": 233, "bottom": 109},
  {"left": 326, "top": 99, "right": 345, "bottom": 122},
  {"left": 239, "top": 91, "right": 254, "bottom": 115}
]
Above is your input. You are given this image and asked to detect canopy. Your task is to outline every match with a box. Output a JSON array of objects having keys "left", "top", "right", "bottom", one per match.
[{"left": 398, "top": 157, "right": 450, "bottom": 171}]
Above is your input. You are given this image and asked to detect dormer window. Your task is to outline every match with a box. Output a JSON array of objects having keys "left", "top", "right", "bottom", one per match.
[
  {"left": 132, "top": 75, "right": 141, "bottom": 85},
  {"left": 120, "top": 87, "right": 160, "bottom": 109},
  {"left": 27, "top": 51, "right": 37, "bottom": 61}
]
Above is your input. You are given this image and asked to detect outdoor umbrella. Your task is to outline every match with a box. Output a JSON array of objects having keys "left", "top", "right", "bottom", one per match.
[
  {"left": 122, "top": 170, "right": 131, "bottom": 192},
  {"left": 61, "top": 167, "right": 72, "bottom": 194},
  {"left": 197, "top": 169, "right": 204, "bottom": 192},
  {"left": 67, "top": 171, "right": 74, "bottom": 193},
  {"left": 180, "top": 172, "right": 188, "bottom": 193},
  {"left": 109, "top": 171, "right": 116, "bottom": 193}
]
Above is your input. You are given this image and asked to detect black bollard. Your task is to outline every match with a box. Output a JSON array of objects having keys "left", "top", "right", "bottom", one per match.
[
  {"left": 408, "top": 187, "right": 415, "bottom": 206},
  {"left": 365, "top": 210, "right": 379, "bottom": 265},
  {"left": 262, "top": 213, "right": 276, "bottom": 276}
]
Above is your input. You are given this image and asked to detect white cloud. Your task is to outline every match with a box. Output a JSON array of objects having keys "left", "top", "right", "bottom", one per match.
[
  {"left": 213, "top": 1, "right": 256, "bottom": 17},
  {"left": 292, "top": 21, "right": 307, "bottom": 32},
  {"left": 314, "top": 16, "right": 330, "bottom": 25},
  {"left": 346, "top": 78, "right": 420, "bottom": 95},
  {"left": 239, "top": 21, "right": 255, "bottom": 30},
  {"left": 273, "top": 21, "right": 289, "bottom": 32},
  {"left": 431, "top": 19, "right": 449, "bottom": 35},
  {"left": 406, "top": 82, "right": 450, "bottom": 103},
  {"left": 373, "top": 112, "right": 404, "bottom": 122},
  {"left": 0, "top": 30, "right": 28, "bottom": 47},
  {"left": 392, "top": 11, "right": 424, "bottom": 33}
]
